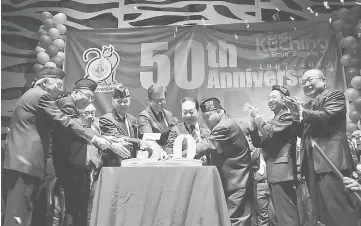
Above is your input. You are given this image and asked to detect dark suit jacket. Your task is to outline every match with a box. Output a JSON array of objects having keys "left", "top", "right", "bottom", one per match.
[
  {"left": 138, "top": 106, "right": 175, "bottom": 148},
  {"left": 249, "top": 109, "right": 297, "bottom": 184},
  {"left": 99, "top": 109, "right": 138, "bottom": 166},
  {"left": 3, "top": 87, "right": 94, "bottom": 179},
  {"left": 296, "top": 89, "right": 353, "bottom": 174},
  {"left": 164, "top": 122, "right": 206, "bottom": 155},
  {"left": 197, "top": 114, "right": 252, "bottom": 193},
  {"left": 52, "top": 95, "right": 91, "bottom": 169}
]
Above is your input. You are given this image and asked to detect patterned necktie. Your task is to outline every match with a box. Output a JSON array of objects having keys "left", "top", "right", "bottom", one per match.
[{"left": 190, "top": 125, "right": 200, "bottom": 143}]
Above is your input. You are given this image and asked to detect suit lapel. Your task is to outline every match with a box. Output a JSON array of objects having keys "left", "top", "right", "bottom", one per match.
[
  {"left": 179, "top": 122, "right": 190, "bottom": 134},
  {"left": 146, "top": 107, "right": 164, "bottom": 132},
  {"left": 112, "top": 110, "right": 128, "bottom": 136}
]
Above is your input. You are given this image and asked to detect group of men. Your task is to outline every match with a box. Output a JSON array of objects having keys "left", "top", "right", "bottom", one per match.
[{"left": 1, "top": 67, "right": 361, "bottom": 226}]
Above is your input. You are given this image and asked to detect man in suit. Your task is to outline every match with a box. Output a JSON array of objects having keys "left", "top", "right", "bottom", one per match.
[
  {"left": 284, "top": 69, "right": 358, "bottom": 226},
  {"left": 52, "top": 78, "right": 104, "bottom": 226},
  {"left": 195, "top": 97, "right": 253, "bottom": 226},
  {"left": 246, "top": 85, "right": 300, "bottom": 226},
  {"left": 165, "top": 97, "right": 204, "bottom": 153},
  {"left": 2, "top": 68, "right": 110, "bottom": 226},
  {"left": 138, "top": 85, "right": 176, "bottom": 149},
  {"left": 99, "top": 84, "right": 139, "bottom": 166}
]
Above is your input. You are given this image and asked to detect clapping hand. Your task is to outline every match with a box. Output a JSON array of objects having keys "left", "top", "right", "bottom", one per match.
[
  {"left": 244, "top": 103, "right": 260, "bottom": 118},
  {"left": 284, "top": 96, "right": 303, "bottom": 113}
]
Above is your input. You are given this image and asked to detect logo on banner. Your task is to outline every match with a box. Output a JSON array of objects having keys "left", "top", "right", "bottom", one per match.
[{"left": 83, "top": 45, "right": 120, "bottom": 92}]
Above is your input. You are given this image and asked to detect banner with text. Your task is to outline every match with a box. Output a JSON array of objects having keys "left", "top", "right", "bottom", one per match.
[{"left": 65, "top": 21, "right": 344, "bottom": 122}]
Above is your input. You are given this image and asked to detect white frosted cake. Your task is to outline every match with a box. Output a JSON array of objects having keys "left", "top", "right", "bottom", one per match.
[{"left": 121, "top": 158, "right": 202, "bottom": 167}]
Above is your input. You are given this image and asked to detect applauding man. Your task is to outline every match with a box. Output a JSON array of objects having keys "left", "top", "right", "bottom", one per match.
[
  {"left": 284, "top": 69, "right": 357, "bottom": 226},
  {"left": 245, "top": 85, "right": 300, "bottom": 226}
]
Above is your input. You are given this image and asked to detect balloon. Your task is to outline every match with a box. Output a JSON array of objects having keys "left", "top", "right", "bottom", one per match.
[
  {"left": 335, "top": 32, "right": 344, "bottom": 40},
  {"left": 33, "top": 63, "right": 45, "bottom": 73},
  {"left": 340, "top": 54, "right": 352, "bottom": 66},
  {"left": 343, "top": 36, "right": 357, "bottom": 48},
  {"left": 51, "top": 56, "right": 64, "bottom": 67},
  {"left": 345, "top": 88, "right": 361, "bottom": 101},
  {"left": 345, "top": 13, "right": 359, "bottom": 25},
  {"left": 350, "top": 58, "right": 361, "bottom": 68},
  {"left": 37, "top": 52, "right": 50, "bottom": 64},
  {"left": 59, "top": 35, "right": 66, "bottom": 41},
  {"left": 44, "top": 19, "right": 57, "bottom": 30},
  {"left": 35, "top": 46, "right": 45, "bottom": 54},
  {"left": 349, "top": 110, "right": 361, "bottom": 122},
  {"left": 38, "top": 29, "right": 47, "bottom": 38},
  {"left": 353, "top": 97, "right": 361, "bottom": 112},
  {"left": 332, "top": 19, "right": 345, "bottom": 32},
  {"left": 57, "top": 51, "right": 65, "bottom": 60},
  {"left": 352, "top": 76, "right": 361, "bottom": 89},
  {"left": 53, "top": 39, "right": 65, "bottom": 49},
  {"left": 346, "top": 44, "right": 361, "bottom": 57},
  {"left": 56, "top": 24, "right": 67, "bottom": 34},
  {"left": 347, "top": 67, "right": 361, "bottom": 78},
  {"left": 346, "top": 121, "right": 358, "bottom": 134},
  {"left": 39, "top": 35, "right": 52, "bottom": 48},
  {"left": 337, "top": 8, "right": 349, "bottom": 20},
  {"left": 350, "top": 6, "right": 361, "bottom": 18},
  {"left": 48, "top": 28, "right": 60, "bottom": 39},
  {"left": 342, "top": 24, "right": 354, "bottom": 37},
  {"left": 53, "top": 13, "right": 67, "bottom": 25},
  {"left": 45, "top": 44, "right": 58, "bottom": 58},
  {"left": 40, "top": 12, "right": 53, "bottom": 22},
  {"left": 45, "top": 62, "right": 57, "bottom": 68},
  {"left": 40, "top": 25, "right": 44, "bottom": 30}
]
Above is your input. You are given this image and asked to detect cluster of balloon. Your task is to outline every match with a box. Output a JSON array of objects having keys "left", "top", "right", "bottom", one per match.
[
  {"left": 334, "top": 6, "right": 361, "bottom": 134},
  {"left": 34, "top": 12, "right": 67, "bottom": 73}
]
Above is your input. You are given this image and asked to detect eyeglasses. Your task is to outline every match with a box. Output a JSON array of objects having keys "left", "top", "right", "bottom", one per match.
[
  {"left": 79, "top": 90, "right": 95, "bottom": 101},
  {"left": 151, "top": 98, "right": 166, "bottom": 104},
  {"left": 301, "top": 77, "right": 324, "bottom": 87}
]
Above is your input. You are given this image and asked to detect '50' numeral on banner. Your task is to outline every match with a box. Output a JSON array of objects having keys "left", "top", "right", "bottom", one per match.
[{"left": 140, "top": 42, "right": 205, "bottom": 89}]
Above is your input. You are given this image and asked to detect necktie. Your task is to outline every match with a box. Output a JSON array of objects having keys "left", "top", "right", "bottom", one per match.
[
  {"left": 257, "top": 153, "right": 266, "bottom": 176},
  {"left": 190, "top": 125, "right": 200, "bottom": 143}
]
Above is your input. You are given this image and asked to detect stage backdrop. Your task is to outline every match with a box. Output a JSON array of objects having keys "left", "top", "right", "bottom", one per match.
[{"left": 65, "top": 20, "right": 344, "bottom": 123}]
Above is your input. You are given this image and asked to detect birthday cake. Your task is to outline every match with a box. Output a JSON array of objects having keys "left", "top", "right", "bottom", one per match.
[{"left": 121, "top": 158, "right": 203, "bottom": 167}]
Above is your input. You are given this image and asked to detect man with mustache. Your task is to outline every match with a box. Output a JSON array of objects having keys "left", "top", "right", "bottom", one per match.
[
  {"left": 284, "top": 69, "right": 358, "bottom": 226},
  {"left": 246, "top": 85, "right": 300, "bottom": 226}
]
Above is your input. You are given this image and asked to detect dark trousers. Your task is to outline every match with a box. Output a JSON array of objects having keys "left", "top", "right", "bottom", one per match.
[
  {"left": 2, "top": 169, "right": 47, "bottom": 226},
  {"left": 270, "top": 181, "right": 300, "bottom": 226},
  {"left": 296, "top": 179, "right": 312, "bottom": 226},
  {"left": 311, "top": 172, "right": 359, "bottom": 226},
  {"left": 254, "top": 182, "right": 269, "bottom": 226},
  {"left": 226, "top": 185, "right": 253, "bottom": 226},
  {"left": 57, "top": 165, "right": 90, "bottom": 226}
]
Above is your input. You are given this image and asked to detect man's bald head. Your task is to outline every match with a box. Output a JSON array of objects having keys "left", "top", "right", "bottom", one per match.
[
  {"left": 303, "top": 69, "right": 325, "bottom": 80},
  {"left": 301, "top": 69, "right": 326, "bottom": 98}
]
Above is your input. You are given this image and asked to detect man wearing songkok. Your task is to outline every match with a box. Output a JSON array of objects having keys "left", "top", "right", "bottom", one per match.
[
  {"left": 165, "top": 97, "right": 210, "bottom": 163},
  {"left": 99, "top": 84, "right": 139, "bottom": 166},
  {"left": 195, "top": 97, "right": 252, "bottom": 226},
  {"left": 51, "top": 77, "right": 104, "bottom": 226},
  {"left": 245, "top": 85, "right": 300, "bottom": 226},
  {"left": 2, "top": 68, "right": 110, "bottom": 226},
  {"left": 138, "top": 84, "right": 176, "bottom": 149},
  {"left": 284, "top": 69, "right": 358, "bottom": 226}
]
